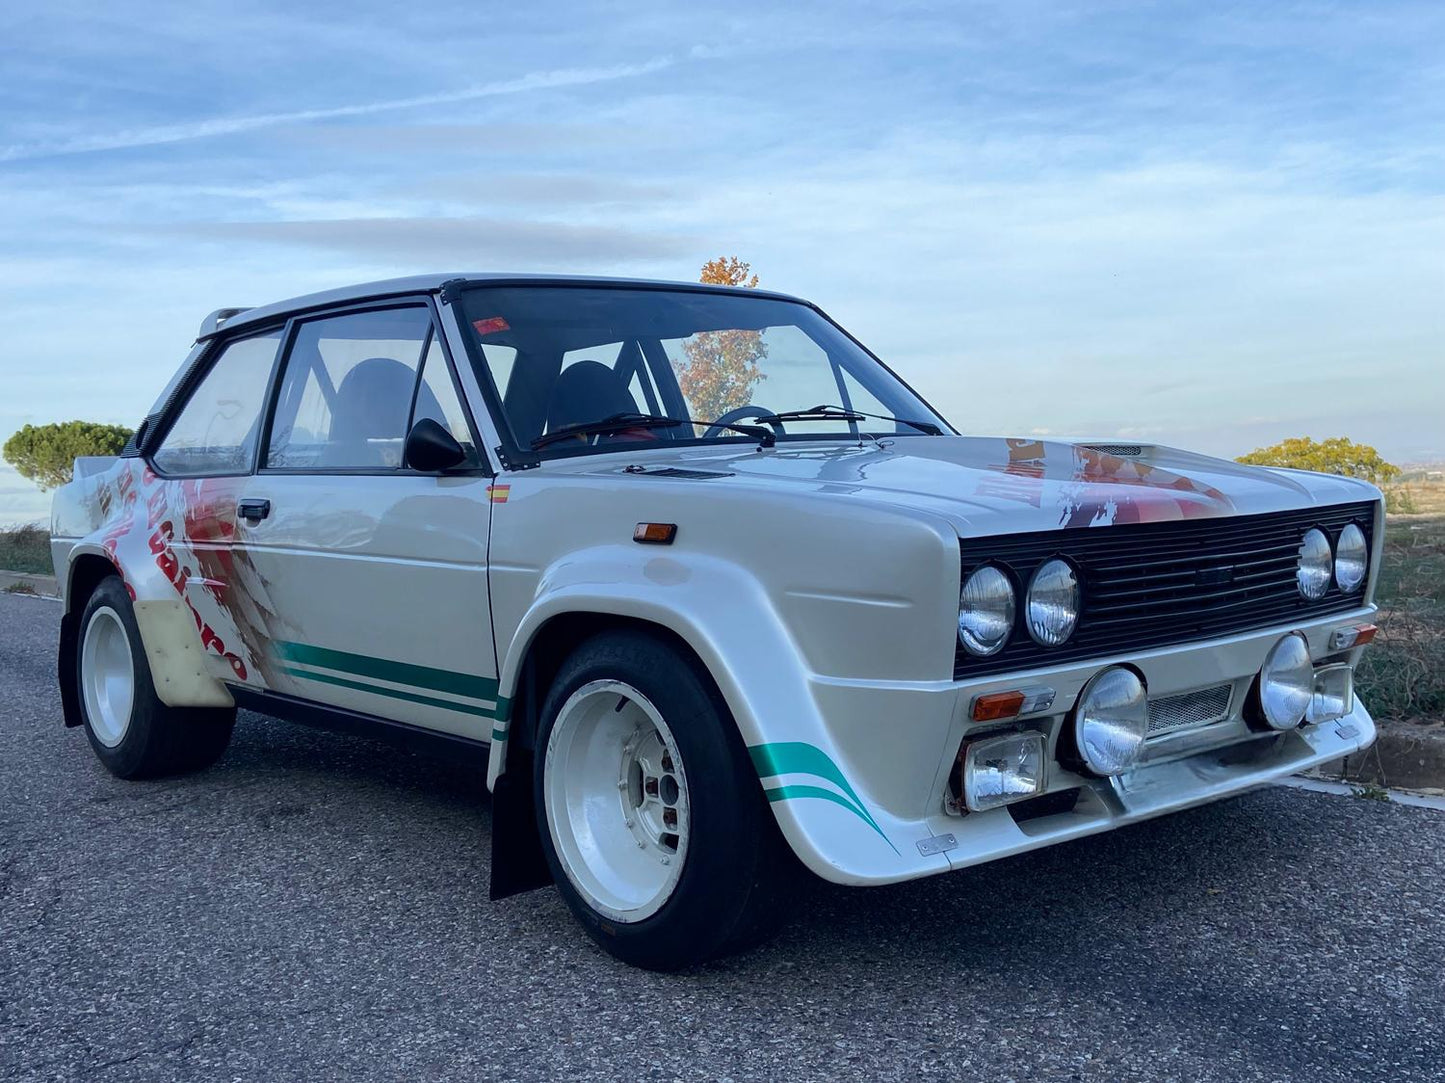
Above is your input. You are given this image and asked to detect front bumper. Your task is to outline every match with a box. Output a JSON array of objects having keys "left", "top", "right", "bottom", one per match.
[
  {"left": 931, "top": 701, "right": 1375, "bottom": 874},
  {"left": 769, "top": 607, "right": 1379, "bottom": 886}
]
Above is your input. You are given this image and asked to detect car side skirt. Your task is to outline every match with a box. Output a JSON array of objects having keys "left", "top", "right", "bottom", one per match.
[{"left": 227, "top": 684, "right": 491, "bottom": 767}]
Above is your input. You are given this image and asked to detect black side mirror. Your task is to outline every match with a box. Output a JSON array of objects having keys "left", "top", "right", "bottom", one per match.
[{"left": 404, "top": 418, "right": 469, "bottom": 472}]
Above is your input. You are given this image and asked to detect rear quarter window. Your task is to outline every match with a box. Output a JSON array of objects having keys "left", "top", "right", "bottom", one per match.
[{"left": 151, "top": 331, "right": 282, "bottom": 476}]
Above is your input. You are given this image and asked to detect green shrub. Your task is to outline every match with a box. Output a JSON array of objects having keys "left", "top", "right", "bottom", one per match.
[
  {"left": 1236, "top": 436, "right": 1400, "bottom": 485},
  {"left": 1385, "top": 487, "right": 1419, "bottom": 514}
]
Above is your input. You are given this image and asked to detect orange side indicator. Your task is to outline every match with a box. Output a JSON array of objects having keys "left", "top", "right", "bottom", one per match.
[
  {"left": 633, "top": 522, "right": 677, "bottom": 545},
  {"left": 971, "top": 690, "right": 1026, "bottom": 722},
  {"left": 1329, "top": 623, "right": 1378, "bottom": 650},
  {"left": 488, "top": 484, "right": 511, "bottom": 504}
]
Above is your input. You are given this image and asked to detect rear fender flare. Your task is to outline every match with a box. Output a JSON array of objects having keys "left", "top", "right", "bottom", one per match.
[{"left": 64, "top": 526, "right": 236, "bottom": 712}]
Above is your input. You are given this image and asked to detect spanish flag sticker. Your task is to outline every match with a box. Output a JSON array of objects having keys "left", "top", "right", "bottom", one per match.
[{"left": 488, "top": 484, "right": 511, "bottom": 504}]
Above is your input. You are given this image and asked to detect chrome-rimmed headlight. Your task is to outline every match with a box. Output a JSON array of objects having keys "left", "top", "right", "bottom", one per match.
[
  {"left": 1073, "top": 666, "right": 1149, "bottom": 776},
  {"left": 1334, "top": 523, "right": 1368, "bottom": 593},
  {"left": 1296, "top": 528, "right": 1332, "bottom": 600},
  {"left": 1026, "top": 558, "right": 1080, "bottom": 646},
  {"left": 1258, "top": 632, "right": 1313, "bottom": 730},
  {"left": 958, "top": 565, "right": 1015, "bottom": 657}
]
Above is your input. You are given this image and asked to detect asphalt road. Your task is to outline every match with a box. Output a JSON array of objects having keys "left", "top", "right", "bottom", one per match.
[{"left": 2, "top": 592, "right": 1443, "bottom": 1082}]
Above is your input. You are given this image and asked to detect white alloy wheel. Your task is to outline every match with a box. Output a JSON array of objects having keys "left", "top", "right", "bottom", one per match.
[
  {"left": 543, "top": 679, "right": 690, "bottom": 923},
  {"left": 80, "top": 606, "right": 135, "bottom": 747}
]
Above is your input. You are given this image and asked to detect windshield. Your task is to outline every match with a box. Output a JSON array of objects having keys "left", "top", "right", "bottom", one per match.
[{"left": 454, "top": 285, "right": 949, "bottom": 459}]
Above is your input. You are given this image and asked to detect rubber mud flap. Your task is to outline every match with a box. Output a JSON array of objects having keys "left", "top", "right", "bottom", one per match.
[{"left": 490, "top": 768, "right": 553, "bottom": 900}]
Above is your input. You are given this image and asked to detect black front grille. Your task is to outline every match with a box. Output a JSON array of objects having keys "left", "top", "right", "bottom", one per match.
[{"left": 955, "top": 502, "right": 1375, "bottom": 679}]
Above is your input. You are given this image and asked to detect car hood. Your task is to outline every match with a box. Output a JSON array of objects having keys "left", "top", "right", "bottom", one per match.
[{"left": 603, "top": 435, "right": 1380, "bottom": 536}]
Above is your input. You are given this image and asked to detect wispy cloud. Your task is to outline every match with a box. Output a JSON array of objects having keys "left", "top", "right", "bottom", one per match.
[
  {"left": 0, "top": 56, "right": 677, "bottom": 163},
  {"left": 170, "top": 216, "right": 695, "bottom": 266}
]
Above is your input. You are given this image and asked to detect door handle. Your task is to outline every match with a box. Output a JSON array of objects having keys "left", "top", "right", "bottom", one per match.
[{"left": 238, "top": 498, "right": 271, "bottom": 524}]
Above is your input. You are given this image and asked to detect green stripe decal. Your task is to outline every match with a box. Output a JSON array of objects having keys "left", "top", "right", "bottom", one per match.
[
  {"left": 277, "top": 640, "right": 499, "bottom": 701},
  {"left": 280, "top": 666, "right": 494, "bottom": 717},
  {"left": 275, "top": 640, "right": 510, "bottom": 725},
  {"left": 750, "top": 741, "right": 898, "bottom": 853}
]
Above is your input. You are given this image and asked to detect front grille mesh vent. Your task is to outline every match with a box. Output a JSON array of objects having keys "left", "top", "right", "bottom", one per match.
[
  {"left": 955, "top": 501, "right": 1376, "bottom": 679},
  {"left": 1148, "top": 684, "right": 1233, "bottom": 736}
]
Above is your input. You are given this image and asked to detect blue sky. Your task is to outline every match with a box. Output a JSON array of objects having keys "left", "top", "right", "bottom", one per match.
[{"left": 3, "top": 0, "right": 1443, "bottom": 523}]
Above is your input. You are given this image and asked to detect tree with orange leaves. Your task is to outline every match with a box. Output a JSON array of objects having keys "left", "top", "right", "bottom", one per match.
[{"left": 674, "top": 257, "right": 768, "bottom": 420}]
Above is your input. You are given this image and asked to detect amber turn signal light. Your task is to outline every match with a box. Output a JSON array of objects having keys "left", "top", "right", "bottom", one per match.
[
  {"left": 633, "top": 522, "right": 677, "bottom": 545},
  {"left": 969, "top": 684, "right": 1057, "bottom": 722},
  {"left": 971, "top": 690, "right": 1027, "bottom": 722},
  {"left": 1328, "top": 624, "right": 1378, "bottom": 651}
]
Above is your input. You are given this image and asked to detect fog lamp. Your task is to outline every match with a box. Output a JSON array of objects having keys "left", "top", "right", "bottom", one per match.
[
  {"left": 1073, "top": 666, "right": 1149, "bottom": 776},
  {"left": 1258, "top": 632, "right": 1313, "bottom": 730},
  {"left": 1307, "top": 663, "right": 1354, "bottom": 724},
  {"left": 962, "top": 732, "right": 1046, "bottom": 812}
]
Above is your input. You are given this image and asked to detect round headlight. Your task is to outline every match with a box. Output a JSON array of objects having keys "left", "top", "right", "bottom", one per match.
[
  {"left": 958, "top": 565, "right": 1015, "bottom": 657},
  {"left": 1258, "top": 632, "right": 1313, "bottom": 730},
  {"left": 1073, "top": 666, "right": 1149, "bottom": 776},
  {"left": 1296, "top": 528, "right": 1332, "bottom": 600},
  {"left": 1335, "top": 523, "right": 1367, "bottom": 593},
  {"left": 1026, "top": 558, "right": 1080, "bottom": 646}
]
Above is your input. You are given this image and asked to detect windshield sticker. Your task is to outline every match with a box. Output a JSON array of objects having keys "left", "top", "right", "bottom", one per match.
[{"left": 472, "top": 316, "right": 510, "bottom": 337}]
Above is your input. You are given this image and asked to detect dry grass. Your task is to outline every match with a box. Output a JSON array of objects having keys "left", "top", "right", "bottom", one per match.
[
  {"left": 1388, "top": 477, "right": 1445, "bottom": 516},
  {"left": 1355, "top": 513, "right": 1445, "bottom": 722},
  {"left": 0, "top": 523, "right": 52, "bottom": 576}
]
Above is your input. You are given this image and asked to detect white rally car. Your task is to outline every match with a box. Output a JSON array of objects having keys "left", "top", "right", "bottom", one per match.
[{"left": 51, "top": 274, "right": 1381, "bottom": 969}]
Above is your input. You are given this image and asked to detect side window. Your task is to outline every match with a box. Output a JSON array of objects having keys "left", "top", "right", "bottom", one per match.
[
  {"left": 410, "top": 336, "right": 479, "bottom": 466},
  {"left": 152, "top": 331, "right": 281, "bottom": 476},
  {"left": 266, "top": 307, "right": 431, "bottom": 471}
]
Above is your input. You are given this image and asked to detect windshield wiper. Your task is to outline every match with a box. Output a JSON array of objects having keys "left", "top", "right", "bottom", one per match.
[
  {"left": 532, "top": 412, "right": 774, "bottom": 450},
  {"left": 763, "top": 404, "right": 945, "bottom": 435},
  {"left": 532, "top": 413, "right": 679, "bottom": 449}
]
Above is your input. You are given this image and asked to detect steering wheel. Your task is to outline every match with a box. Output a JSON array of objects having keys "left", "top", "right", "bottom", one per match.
[{"left": 703, "top": 406, "right": 787, "bottom": 439}]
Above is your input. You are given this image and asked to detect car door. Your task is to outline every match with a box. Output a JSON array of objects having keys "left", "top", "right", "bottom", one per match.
[{"left": 233, "top": 299, "right": 500, "bottom": 741}]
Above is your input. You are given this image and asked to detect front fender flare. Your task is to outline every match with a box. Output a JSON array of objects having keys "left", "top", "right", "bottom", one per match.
[{"left": 488, "top": 547, "right": 955, "bottom": 885}]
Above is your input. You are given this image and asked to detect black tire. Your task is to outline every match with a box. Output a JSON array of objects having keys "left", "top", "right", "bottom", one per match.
[
  {"left": 533, "top": 629, "right": 797, "bottom": 970},
  {"left": 75, "top": 577, "right": 236, "bottom": 780}
]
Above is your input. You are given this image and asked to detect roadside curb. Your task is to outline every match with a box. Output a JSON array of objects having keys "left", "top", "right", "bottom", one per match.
[
  {"left": 1309, "top": 720, "right": 1445, "bottom": 792},
  {"left": 0, "top": 570, "right": 58, "bottom": 597}
]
